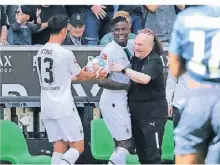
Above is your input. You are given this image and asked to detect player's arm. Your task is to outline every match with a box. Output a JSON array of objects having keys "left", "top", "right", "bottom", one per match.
[
  {"left": 169, "top": 53, "right": 186, "bottom": 77},
  {"left": 98, "top": 78, "right": 130, "bottom": 91},
  {"left": 123, "top": 68, "right": 151, "bottom": 84},
  {"left": 166, "top": 70, "right": 178, "bottom": 106},
  {"left": 166, "top": 70, "right": 178, "bottom": 117},
  {"left": 95, "top": 50, "right": 130, "bottom": 90},
  {"left": 67, "top": 52, "right": 105, "bottom": 81},
  {"left": 168, "top": 14, "right": 186, "bottom": 78},
  {"left": 109, "top": 60, "right": 162, "bottom": 85},
  {"left": 75, "top": 68, "right": 99, "bottom": 81}
]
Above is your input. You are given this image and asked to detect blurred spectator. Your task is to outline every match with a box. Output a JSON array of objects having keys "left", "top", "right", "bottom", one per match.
[
  {"left": 80, "top": 5, "right": 114, "bottom": 45},
  {"left": 11, "top": 6, "right": 41, "bottom": 45},
  {"left": 144, "top": 5, "right": 185, "bottom": 46},
  {"left": 175, "top": 5, "right": 194, "bottom": 14},
  {"left": 65, "top": 5, "right": 81, "bottom": 17},
  {"left": 63, "top": 13, "right": 87, "bottom": 45},
  {"left": 5, "top": 5, "right": 19, "bottom": 25},
  {"left": 118, "top": 5, "right": 144, "bottom": 34},
  {"left": 100, "top": 11, "right": 136, "bottom": 46},
  {"left": 5, "top": 5, "right": 19, "bottom": 44},
  {"left": 0, "top": 5, "right": 8, "bottom": 45},
  {"left": 32, "top": 5, "right": 68, "bottom": 45}
]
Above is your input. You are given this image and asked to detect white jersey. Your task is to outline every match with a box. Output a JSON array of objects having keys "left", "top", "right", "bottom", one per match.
[
  {"left": 100, "top": 40, "right": 134, "bottom": 106},
  {"left": 36, "top": 43, "right": 81, "bottom": 119}
]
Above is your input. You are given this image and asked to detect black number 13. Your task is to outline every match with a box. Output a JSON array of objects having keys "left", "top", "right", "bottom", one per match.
[{"left": 38, "top": 57, "right": 54, "bottom": 84}]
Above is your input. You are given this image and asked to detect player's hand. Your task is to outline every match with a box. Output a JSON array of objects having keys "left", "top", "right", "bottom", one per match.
[
  {"left": 109, "top": 62, "right": 123, "bottom": 72},
  {"left": 91, "top": 5, "right": 107, "bottom": 20},
  {"left": 139, "top": 28, "right": 153, "bottom": 35},
  {"left": 96, "top": 68, "right": 108, "bottom": 79},
  {"left": 0, "top": 39, "right": 9, "bottom": 46},
  {"left": 168, "top": 105, "right": 173, "bottom": 117}
]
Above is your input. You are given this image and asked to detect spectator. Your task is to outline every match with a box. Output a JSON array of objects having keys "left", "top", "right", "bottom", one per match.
[
  {"left": 175, "top": 5, "right": 195, "bottom": 14},
  {"left": 109, "top": 29, "right": 167, "bottom": 164},
  {"left": 144, "top": 5, "right": 185, "bottom": 46},
  {"left": 100, "top": 11, "right": 136, "bottom": 46},
  {"left": 11, "top": 6, "right": 41, "bottom": 45},
  {"left": 4, "top": 5, "right": 19, "bottom": 44},
  {"left": 5, "top": 5, "right": 19, "bottom": 25},
  {"left": 63, "top": 13, "right": 87, "bottom": 46},
  {"left": 65, "top": 5, "right": 81, "bottom": 17},
  {"left": 0, "top": 5, "right": 8, "bottom": 45},
  {"left": 80, "top": 5, "right": 114, "bottom": 45},
  {"left": 32, "top": 5, "right": 68, "bottom": 45},
  {"left": 118, "top": 5, "right": 144, "bottom": 34}
]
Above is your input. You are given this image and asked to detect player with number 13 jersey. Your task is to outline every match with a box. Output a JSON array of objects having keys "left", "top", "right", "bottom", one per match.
[{"left": 36, "top": 15, "right": 106, "bottom": 165}]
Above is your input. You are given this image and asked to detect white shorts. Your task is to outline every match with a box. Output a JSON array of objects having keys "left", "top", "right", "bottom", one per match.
[
  {"left": 42, "top": 113, "right": 84, "bottom": 142},
  {"left": 100, "top": 102, "right": 132, "bottom": 141}
]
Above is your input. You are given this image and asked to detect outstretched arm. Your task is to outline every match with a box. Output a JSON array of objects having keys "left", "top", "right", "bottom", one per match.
[{"left": 98, "top": 78, "right": 130, "bottom": 91}]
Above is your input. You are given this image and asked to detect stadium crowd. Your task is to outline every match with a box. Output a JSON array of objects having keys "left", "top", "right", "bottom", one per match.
[{"left": 0, "top": 5, "right": 192, "bottom": 46}]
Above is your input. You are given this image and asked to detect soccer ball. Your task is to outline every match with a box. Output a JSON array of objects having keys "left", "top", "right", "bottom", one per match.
[{"left": 86, "top": 55, "right": 109, "bottom": 73}]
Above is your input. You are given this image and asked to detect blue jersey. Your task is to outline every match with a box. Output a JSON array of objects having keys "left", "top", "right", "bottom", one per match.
[{"left": 169, "top": 6, "right": 220, "bottom": 83}]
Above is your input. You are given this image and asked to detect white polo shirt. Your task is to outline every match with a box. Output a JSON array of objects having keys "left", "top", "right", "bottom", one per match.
[
  {"left": 36, "top": 43, "right": 81, "bottom": 119},
  {"left": 100, "top": 39, "right": 134, "bottom": 106}
]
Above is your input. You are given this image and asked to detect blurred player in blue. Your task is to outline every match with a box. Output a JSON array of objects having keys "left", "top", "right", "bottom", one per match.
[{"left": 169, "top": 6, "right": 220, "bottom": 164}]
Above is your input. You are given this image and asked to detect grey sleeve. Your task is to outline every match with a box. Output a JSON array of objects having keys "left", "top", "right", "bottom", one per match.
[
  {"left": 29, "top": 23, "right": 41, "bottom": 33},
  {"left": 166, "top": 70, "right": 178, "bottom": 107}
]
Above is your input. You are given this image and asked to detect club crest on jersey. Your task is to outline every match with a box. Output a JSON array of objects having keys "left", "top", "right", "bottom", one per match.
[
  {"left": 74, "top": 59, "right": 78, "bottom": 64},
  {"left": 125, "top": 126, "right": 130, "bottom": 134},
  {"left": 80, "top": 126, "right": 83, "bottom": 134},
  {"left": 101, "top": 53, "right": 108, "bottom": 60}
]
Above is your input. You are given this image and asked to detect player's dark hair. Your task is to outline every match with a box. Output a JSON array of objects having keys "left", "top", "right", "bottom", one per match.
[
  {"left": 48, "top": 14, "right": 69, "bottom": 35},
  {"left": 111, "top": 16, "right": 128, "bottom": 28}
]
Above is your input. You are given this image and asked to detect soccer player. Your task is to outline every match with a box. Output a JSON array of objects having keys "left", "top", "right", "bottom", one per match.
[
  {"left": 169, "top": 6, "right": 220, "bottom": 164},
  {"left": 36, "top": 14, "right": 106, "bottom": 165},
  {"left": 98, "top": 16, "right": 134, "bottom": 164}
]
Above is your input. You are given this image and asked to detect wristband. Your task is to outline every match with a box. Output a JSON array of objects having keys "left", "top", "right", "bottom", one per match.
[{"left": 121, "top": 67, "right": 128, "bottom": 75}]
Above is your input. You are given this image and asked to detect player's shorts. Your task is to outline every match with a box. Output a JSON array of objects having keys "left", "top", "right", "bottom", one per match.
[
  {"left": 99, "top": 101, "right": 132, "bottom": 141},
  {"left": 42, "top": 111, "right": 84, "bottom": 143},
  {"left": 174, "top": 87, "right": 220, "bottom": 164}
]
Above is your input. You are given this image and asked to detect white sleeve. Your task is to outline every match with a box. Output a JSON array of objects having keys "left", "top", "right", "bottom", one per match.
[{"left": 66, "top": 51, "right": 81, "bottom": 76}]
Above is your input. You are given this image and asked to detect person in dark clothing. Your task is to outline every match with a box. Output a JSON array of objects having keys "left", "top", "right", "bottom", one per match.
[
  {"left": 63, "top": 13, "right": 87, "bottom": 46},
  {"left": 32, "top": 5, "right": 68, "bottom": 45},
  {"left": 65, "top": 5, "right": 82, "bottom": 17},
  {"left": 11, "top": 6, "right": 41, "bottom": 45},
  {"left": 109, "top": 28, "right": 167, "bottom": 164},
  {"left": 64, "top": 5, "right": 114, "bottom": 45},
  {"left": 81, "top": 5, "right": 114, "bottom": 45},
  {"left": 118, "top": 5, "right": 144, "bottom": 34}
]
